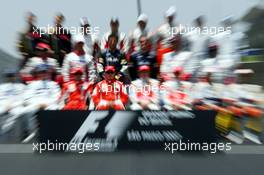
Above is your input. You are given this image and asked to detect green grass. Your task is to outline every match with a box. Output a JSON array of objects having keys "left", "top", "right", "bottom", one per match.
[{"left": 241, "top": 55, "right": 264, "bottom": 62}]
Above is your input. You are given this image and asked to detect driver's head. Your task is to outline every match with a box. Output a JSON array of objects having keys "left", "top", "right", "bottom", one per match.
[
  {"left": 54, "top": 13, "right": 65, "bottom": 26},
  {"left": 138, "top": 65, "right": 151, "bottom": 79},
  {"left": 26, "top": 12, "right": 36, "bottom": 26},
  {"left": 173, "top": 67, "right": 183, "bottom": 79},
  {"left": 198, "top": 71, "right": 212, "bottom": 83},
  {"left": 72, "top": 34, "right": 85, "bottom": 53},
  {"left": 108, "top": 34, "right": 118, "bottom": 51},
  {"left": 165, "top": 6, "right": 176, "bottom": 25},
  {"left": 221, "top": 16, "right": 234, "bottom": 29},
  {"left": 208, "top": 43, "right": 218, "bottom": 58},
  {"left": 194, "top": 16, "right": 205, "bottom": 28},
  {"left": 75, "top": 42, "right": 84, "bottom": 52},
  {"left": 80, "top": 17, "right": 90, "bottom": 35},
  {"left": 36, "top": 42, "right": 51, "bottom": 58},
  {"left": 137, "top": 14, "right": 148, "bottom": 30},
  {"left": 110, "top": 17, "right": 119, "bottom": 33},
  {"left": 70, "top": 67, "right": 83, "bottom": 81},
  {"left": 33, "top": 65, "right": 49, "bottom": 80},
  {"left": 139, "top": 36, "right": 151, "bottom": 53},
  {"left": 104, "top": 66, "right": 116, "bottom": 82}
]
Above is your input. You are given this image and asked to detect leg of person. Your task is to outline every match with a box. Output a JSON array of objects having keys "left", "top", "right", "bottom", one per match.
[
  {"left": 113, "top": 100, "right": 125, "bottom": 110},
  {"left": 163, "top": 104, "right": 174, "bottom": 110},
  {"left": 130, "top": 103, "right": 143, "bottom": 110},
  {"left": 147, "top": 103, "right": 161, "bottom": 110},
  {"left": 96, "top": 100, "right": 110, "bottom": 110}
]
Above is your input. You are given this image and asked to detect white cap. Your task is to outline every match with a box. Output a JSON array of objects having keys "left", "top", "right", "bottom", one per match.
[
  {"left": 137, "top": 13, "right": 148, "bottom": 23},
  {"left": 80, "top": 17, "right": 89, "bottom": 26},
  {"left": 72, "top": 34, "right": 85, "bottom": 45},
  {"left": 234, "top": 69, "right": 254, "bottom": 74},
  {"left": 221, "top": 15, "right": 234, "bottom": 26},
  {"left": 202, "top": 67, "right": 220, "bottom": 73},
  {"left": 165, "top": 6, "right": 176, "bottom": 17}
]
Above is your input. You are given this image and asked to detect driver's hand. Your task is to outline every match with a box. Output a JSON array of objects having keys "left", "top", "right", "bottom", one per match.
[
  {"left": 115, "top": 74, "right": 122, "bottom": 80},
  {"left": 139, "top": 100, "right": 149, "bottom": 109},
  {"left": 39, "top": 104, "right": 48, "bottom": 110}
]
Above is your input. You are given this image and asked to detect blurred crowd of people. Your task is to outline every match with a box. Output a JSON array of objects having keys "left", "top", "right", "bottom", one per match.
[{"left": 0, "top": 7, "right": 263, "bottom": 142}]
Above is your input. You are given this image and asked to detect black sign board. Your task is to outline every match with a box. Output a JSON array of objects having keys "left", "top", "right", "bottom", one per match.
[{"left": 38, "top": 110, "right": 217, "bottom": 152}]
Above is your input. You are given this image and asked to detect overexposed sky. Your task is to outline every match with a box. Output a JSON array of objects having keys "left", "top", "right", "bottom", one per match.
[{"left": 0, "top": 0, "right": 260, "bottom": 57}]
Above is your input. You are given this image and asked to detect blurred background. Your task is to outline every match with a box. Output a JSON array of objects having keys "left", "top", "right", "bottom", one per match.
[{"left": 0, "top": 0, "right": 264, "bottom": 83}]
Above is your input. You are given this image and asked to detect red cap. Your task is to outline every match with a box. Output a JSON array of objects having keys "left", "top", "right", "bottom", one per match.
[
  {"left": 36, "top": 42, "right": 51, "bottom": 50},
  {"left": 173, "top": 66, "right": 183, "bottom": 74},
  {"left": 138, "top": 65, "right": 150, "bottom": 72},
  {"left": 105, "top": 66, "right": 115, "bottom": 73},
  {"left": 181, "top": 73, "right": 192, "bottom": 81},
  {"left": 208, "top": 43, "right": 218, "bottom": 50},
  {"left": 70, "top": 67, "right": 83, "bottom": 75}
]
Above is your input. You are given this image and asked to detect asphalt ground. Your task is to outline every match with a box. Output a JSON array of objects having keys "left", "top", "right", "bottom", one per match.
[{"left": 0, "top": 151, "right": 263, "bottom": 175}]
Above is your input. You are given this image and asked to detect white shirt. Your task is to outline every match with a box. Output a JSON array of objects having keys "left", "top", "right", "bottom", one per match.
[
  {"left": 160, "top": 51, "right": 192, "bottom": 80},
  {"left": 20, "top": 57, "right": 60, "bottom": 75},
  {"left": 62, "top": 52, "right": 96, "bottom": 82},
  {"left": 0, "top": 83, "right": 26, "bottom": 114},
  {"left": 129, "top": 78, "right": 160, "bottom": 104},
  {"left": 23, "top": 80, "right": 61, "bottom": 109},
  {"left": 185, "top": 29, "right": 210, "bottom": 56}
]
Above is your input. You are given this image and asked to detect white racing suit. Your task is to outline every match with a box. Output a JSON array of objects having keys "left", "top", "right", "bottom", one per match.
[
  {"left": 62, "top": 52, "right": 97, "bottom": 83},
  {"left": 212, "top": 30, "right": 242, "bottom": 77},
  {"left": 0, "top": 83, "right": 26, "bottom": 142},
  {"left": 191, "top": 82, "right": 220, "bottom": 106},
  {"left": 21, "top": 80, "right": 61, "bottom": 138},
  {"left": 20, "top": 57, "right": 60, "bottom": 82},
  {"left": 129, "top": 78, "right": 160, "bottom": 110},
  {"left": 161, "top": 80, "right": 191, "bottom": 110},
  {"left": 183, "top": 30, "right": 210, "bottom": 77},
  {"left": 160, "top": 51, "right": 192, "bottom": 81},
  {"left": 220, "top": 83, "right": 262, "bottom": 104},
  {"left": 156, "top": 22, "right": 180, "bottom": 49}
]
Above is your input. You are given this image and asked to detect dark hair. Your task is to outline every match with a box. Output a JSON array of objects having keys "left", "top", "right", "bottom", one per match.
[
  {"left": 56, "top": 13, "right": 65, "bottom": 21},
  {"left": 195, "top": 16, "right": 205, "bottom": 27},
  {"left": 110, "top": 18, "right": 119, "bottom": 25},
  {"left": 108, "top": 33, "right": 119, "bottom": 41},
  {"left": 27, "top": 12, "right": 36, "bottom": 18}
]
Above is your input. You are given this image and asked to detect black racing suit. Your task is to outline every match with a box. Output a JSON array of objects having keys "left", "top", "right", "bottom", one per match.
[
  {"left": 98, "top": 49, "right": 128, "bottom": 83},
  {"left": 129, "top": 50, "right": 157, "bottom": 80}
]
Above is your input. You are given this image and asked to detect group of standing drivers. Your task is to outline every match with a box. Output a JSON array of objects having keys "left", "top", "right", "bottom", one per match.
[{"left": 1, "top": 6, "right": 262, "bottom": 113}]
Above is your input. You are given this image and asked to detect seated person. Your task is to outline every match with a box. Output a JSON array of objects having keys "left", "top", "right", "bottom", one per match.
[
  {"left": 91, "top": 66, "right": 128, "bottom": 110},
  {"left": 130, "top": 65, "right": 160, "bottom": 110}
]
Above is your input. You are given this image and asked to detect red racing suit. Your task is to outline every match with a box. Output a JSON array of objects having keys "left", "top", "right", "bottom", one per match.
[
  {"left": 61, "top": 80, "right": 93, "bottom": 110},
  {"left": 91, "top": 79, "right": 128, "bottom": 110}
]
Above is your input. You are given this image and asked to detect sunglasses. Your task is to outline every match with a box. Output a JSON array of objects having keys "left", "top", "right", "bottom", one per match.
[
  {"left": 105, "top": 71, "right": 115, "bottom": 74},
  {"left": 74, "top": 72, "right": 83, "bottom": 75},
  {"left": 37, "top": 48, "right": 48, "bottom": 52}
]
